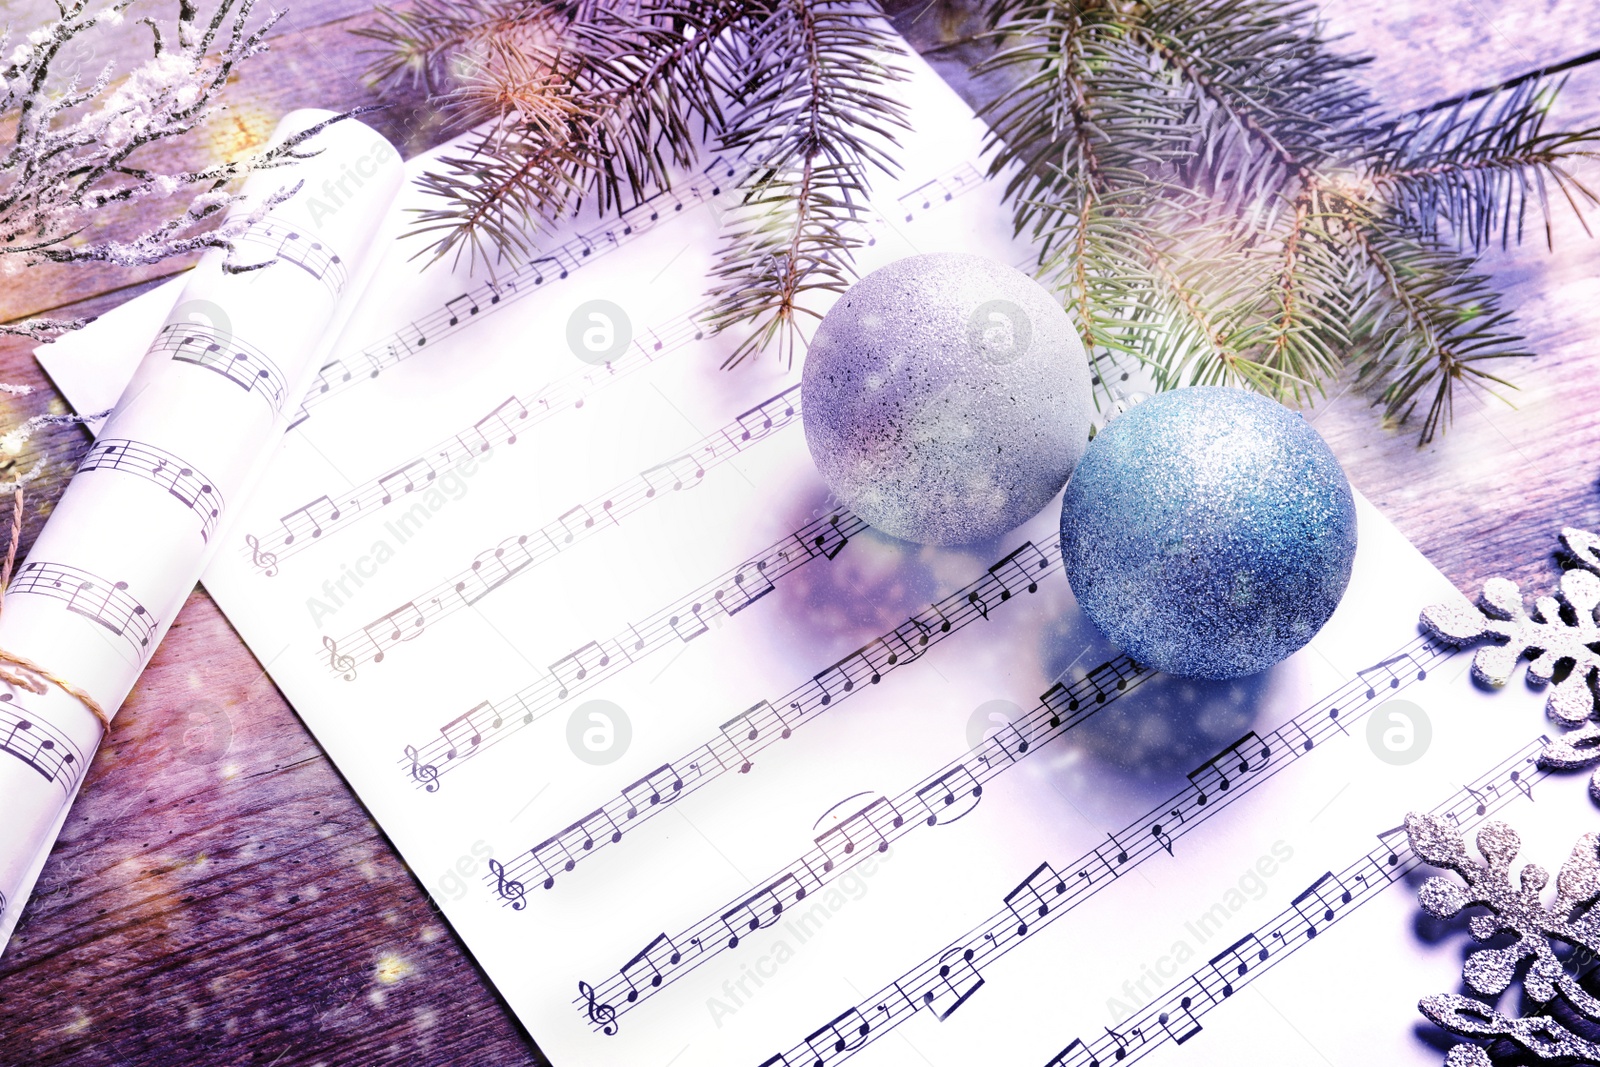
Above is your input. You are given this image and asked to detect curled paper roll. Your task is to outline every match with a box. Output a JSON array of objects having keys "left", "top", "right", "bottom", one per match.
[{"left": 0, "top": 110, "right": 403, "bottom": 951}]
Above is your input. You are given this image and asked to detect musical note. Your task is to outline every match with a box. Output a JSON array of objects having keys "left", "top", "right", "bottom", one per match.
[
  {"left": 620, "top": 764, "right": 684, "bottom": 817},
  {"left": 912, "top": 766, "right": 983, "bottom": 826},
  {"left": 722, "top": 556, "right": 778, "bottom": 616},
  {"left": 0, "top": 700, "right": 84, "bottom": 791},
  {"left": 799, "top": 514, "right": 853, "bottom": 560},
  {"left": 1154, "top": 988, "right": 1204, "bottom": 1044},
  {"left": 921, "top": 946, "right": 984, "bottom": 1020},
  {"left": 530, "top": 833, "right": 577, "bottom": 889},
  {"left": 1358, "top": 650, "right": 1427, "bottom": 698},
  {"left": 886, "top": 617, "right": 934, "bottom": 665},
  {"left": 378, "top": 459, "right": 435, "bottom": 503},
  {"left": 78, "top": 439, "right": 224, "bottom": 542},
  {"left": 668, "top": 602, "right": 710, "bottom": 642},
  {"left": 619, "top": 933, "right": 682, "bottom": 1000},
  {"left": 640, "top": 455, "right": 706, "bottom": 496},
  {"left": 0, "top": 717, "right": 51, "bottom": 782},
  {"left": 986, "top": 542, "right": 1051, "bottom": 600},
  {"left": 228, "top": 220, "right": 347, "bottom": 297},
  {"left": 455, "top": 535, "right": 536, "bottom": 606},
  {"left": 720, "top": 874, "right": 807, "bottom": 948},
  {"left": 1075, "top": 835, "right": 1126, "bottom": 887},
  {"left": 760, "top": 731, "right": 1546, "bottom": 1066},
  {"left": 363, "top": 602, "right": 427, "bottom": 662},
  {"left": 445, "top": 293, "right": 479, "bottom": 325},
  {"left": 531, "top": 252, "right": 572, "bottom": 284},
  {"left": 9, "top": 562, "right": 158, "bottom": 659},
  {"left": 549, "top": 641, "right": 611, "bottom": 699},
  {"left": 290, "top": 158, "right": 993, "bottom": 436},
  {"left": 475, "top": 396, "right": 528, "bottom": 445},
  {"left": 1510, "top": 761, "right": 1537, "bottom": 800},
  {"left": 311, "top": 359, "right": 354, "bottom": 395},
  {"left": 1286, "top": 718, "right": 1316, "bottom": 753},
  {"left": 897, "top": 177, "right": 945, "bottom": 221},
  {"left": 1184, "top": 731, "right": 1272, "bottom": 806},
  {"left": 815, "top": 798, "right": 903, "bottom": 872},
  {"left": 156, "top": 321, "right": 287, "bottom": 410},
  {"left": 1105, "top": 831, "right": 1130, "bottom": 865},
  {"left": 1206, "top": 933, "right": 1269, "bottom": 997},
  {"left": 554, "top": 504, "right": 598, "bottom": 543},
  {"left": 1374, "top": 824, "right": 1408, "bottom": 871},
  {"left": 717, "top": 702, "right": 789, "bottom": 773},
  {"left": 439, "top": 707, "right": 486, "bottom": 760},
  {"left": 279, "top": 496, "right": 340, "bottom": 544},
  {"left": 1002, "top": 862, "right": 1068, "bottom": 936},
  {"left": 1102, "top": 1026, "right": 1132, "bottom": 1059},
  {"left": 1289, "top": 872, "right": 1352, "bottom": 937},
  {"left": 1046, "top": 1039, "right": 1097, "bottom": 1067},
  {"left": 804, "top": 1008, "right": 871, "bottom": 1059},
  {"left": 733, "top": 386, "right": 802, "bottom": 442}
]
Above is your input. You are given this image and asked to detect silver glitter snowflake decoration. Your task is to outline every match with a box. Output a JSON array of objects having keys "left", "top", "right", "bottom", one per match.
[
  {"left": 1407, "top": 812, "right": 1600, "bottom": 1065},
  {"left": 1421, "top": 527, "right": 1600, "bottom": 798}
]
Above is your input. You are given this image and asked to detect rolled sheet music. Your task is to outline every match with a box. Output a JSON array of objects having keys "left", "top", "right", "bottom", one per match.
[{"left": 0, "top": 110, "right": 402, "bottom": 952}]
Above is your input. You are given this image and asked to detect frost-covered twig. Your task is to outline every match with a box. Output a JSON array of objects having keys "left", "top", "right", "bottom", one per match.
[{"left": 1, "top": 0, "right": 364, "bottom": 335}]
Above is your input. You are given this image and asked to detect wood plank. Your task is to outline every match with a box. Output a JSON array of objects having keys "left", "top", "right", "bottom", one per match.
[{"left": 0, "top": 2, "right": 1597, "bottom": 1065}]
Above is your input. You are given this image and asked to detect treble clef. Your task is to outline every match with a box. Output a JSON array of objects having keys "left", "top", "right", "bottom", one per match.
[
  {"left": 403, "top": 748, "right": 441, "bottom": 796},
  {"left": 324, "top": 635, "right": 356, "bottom": 681},
  {"left": 245, "top": 533, "right": 279, "bottom": 577},
  {"left": 578, "top": 980, "right": 618, "bottom": 1035},
  {"left": 488, "top": 858, "right": 526, "bottom": 910}
]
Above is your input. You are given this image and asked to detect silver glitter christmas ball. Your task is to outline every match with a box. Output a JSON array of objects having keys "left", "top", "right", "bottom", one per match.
[
  {"left": 802, "top": 253, "right": 1092, "bottom": 545},
  {"left": 1060, "top": 386, "right": 1357, "bottom": 679}
]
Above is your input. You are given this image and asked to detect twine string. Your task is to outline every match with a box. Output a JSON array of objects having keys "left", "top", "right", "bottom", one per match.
[{"left": 0, "top": 487, "right": 111, "bottom": 732}]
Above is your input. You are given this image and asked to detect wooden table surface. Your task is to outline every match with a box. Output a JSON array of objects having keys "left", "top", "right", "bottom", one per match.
[{"left": 0, "top": 2, "right": 1597, "bottom": 1064}]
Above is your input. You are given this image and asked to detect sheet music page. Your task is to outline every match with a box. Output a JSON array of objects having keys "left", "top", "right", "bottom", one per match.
[
  {"left": 39, "top": 41, "right": 1586, "bottom": 1067},
  {"left": 0, "top": 110, "right": 402, "bottom": 952}
]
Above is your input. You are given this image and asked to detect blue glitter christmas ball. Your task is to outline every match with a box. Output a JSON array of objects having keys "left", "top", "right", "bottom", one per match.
[
  {"left": 1060, "top": 387, "right": 1357, "bottom": 679},
  {"left": 803, "top": 253, "right": 1092, "bottom": 545}
]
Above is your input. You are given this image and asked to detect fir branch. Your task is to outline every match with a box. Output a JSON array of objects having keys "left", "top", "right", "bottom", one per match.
[
  {"left": 1345, "top": 219, "right": 1527, "bottom": 443},
  {"left": 364, "top": 0, "right": 909, "bottom": 360},
  {"left": 979, "top": 0, "right": 1598, "bottom": 442},
  {"left": 706, "top": 0, "right": 910, "bottom": 366},
  {"left": 365, "top": 0, "right": 742, "bottom": 265},
  {"left": 1368, "top": 77, "right": 1600, "bottom": 251}
]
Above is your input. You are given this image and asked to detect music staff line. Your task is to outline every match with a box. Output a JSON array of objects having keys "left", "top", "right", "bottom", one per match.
[
  {"left": 285, "top": 158, "right": 984, "bottom": 429},
  {"left": 285, "top": 155, "right": 745, "bottom": 429},
  {"left": 258, "top": 156, "right": 988, "bottom": 570},
  {"left": 78, "top": 439, "right": 223, "bottom": 543},
  {"left": 491, "top": 539, "right": 1064, "bottom": 902},
  {"left": 9, "top": 561, "right": 158, "bottom": 661},
  {"left": 153, "top": 321, "right": 287, "bottom": 413},
  {"left": 736, "top": 636, "right": 1455, "bottom": 1062},
  {"left": 0, "top": 697, "right": 90, "bottom": 795},
  {"left": 393, "top": 510, "right": 870, "bottom": 791},
  {"left": 574, "top": 634, "right": 1449, "bottom": 1034},
  {"left": 321, "top": 385, "right": 803, "bottom": 675},
  {"left": 243, "top": 308, "right": 720, "bottom": 573},
  {"left": 225, "top": 219, "right": 348, "bottom": 301},
  {"left": 569, "top": 658, "right": 1151, "bottom": 1027},
  {"left": 1035, "top": 741, "right": 1547, "bottom": 1067}
]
